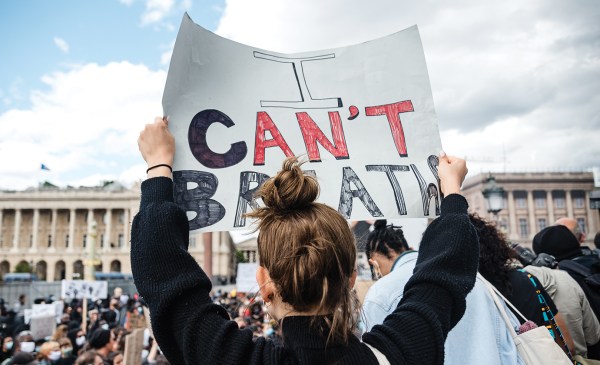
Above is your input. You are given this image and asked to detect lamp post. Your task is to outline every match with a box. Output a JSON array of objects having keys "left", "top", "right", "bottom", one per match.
[{"left": 482, "top": 173, "right": 505, "bottom": 222}]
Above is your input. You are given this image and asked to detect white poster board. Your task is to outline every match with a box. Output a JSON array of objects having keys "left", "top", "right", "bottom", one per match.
[
  {"left": 30, "top": 304, "right": 56, "bottom": 340},
  {"left": 61, "top": 280, "right": 108, "bottom": 300},
  {"left": 164, "top": 14, "right": 442, "bottom": 233},
  {"left": 235, "top": 263, "right": 259, "bottom": 293}
]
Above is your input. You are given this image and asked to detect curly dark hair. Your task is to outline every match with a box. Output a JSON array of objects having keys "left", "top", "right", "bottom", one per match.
[
  {"left": 365, "top": 220, "right": 410, "bottom": 260},
  {"left": 469, "top": 213, "right": 516, "bottom": 296}
]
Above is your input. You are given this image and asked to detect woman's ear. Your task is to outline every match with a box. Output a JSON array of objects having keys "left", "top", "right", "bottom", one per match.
[
  {"left": 349, "top": 267, "right": 358, "bottom": 288},
  {"left": 256, "top": 266, "right": 274, "bottom": 301}
]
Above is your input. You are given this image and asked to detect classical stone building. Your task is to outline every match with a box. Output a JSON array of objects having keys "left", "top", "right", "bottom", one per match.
[
  {"left": 462, "top": 172, "right": 600, "bottom": 248},
  {"left": 0, "top": 182, "right": 236, "bottom": 283}
]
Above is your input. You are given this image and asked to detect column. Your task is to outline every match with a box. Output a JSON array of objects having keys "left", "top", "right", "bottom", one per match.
[
  {"left": 122, "top": 209, "right": 130, "bottom": 251},
  {"left": 203, "top": 232, "right": 213, "bottom": 278},
  {"left": 64, "top": 260, "right": 73, "bottom": 281},
  {"left": 103, "top": 209, "right": 112, "bottom": 252},
  {"left": 507, "top": 191, "right": 518, "bottom": 241},
  {"left": 527, "top": 191, "right": 536, "bottom": 239},
  {"left": 68, "top": 209, "right": 76, "bottom": 252},
  {"left": 49, "top": 209, "right": 57, "bottom": 251},
  {"left": 12, "top": 209, "right": 21, "bottom": 251},
  {"left": 0, "top": 209, "right": 4, "bottom": 248},
  {"left": 87, "top": 209, "right": 94, "bottom": 231},
  {"left": 586, "top": 191, "right": 597, "bottom": 237},
  {"left": 566, "top": 190, "right": 574, "bottom": 218},
  {"left": 47, "top": 260, "right": 56, "bottom": 282},
  {"left": 546, "top": 191, "right": 555, "bottom": 223},
  {"left": 31, "top": 209, "right": 40, "bottom": 251}
]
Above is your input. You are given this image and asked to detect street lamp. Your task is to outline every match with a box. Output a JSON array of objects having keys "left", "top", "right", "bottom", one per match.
[{"left": 482, "top": 173, "right": 505, "bottom": 221}]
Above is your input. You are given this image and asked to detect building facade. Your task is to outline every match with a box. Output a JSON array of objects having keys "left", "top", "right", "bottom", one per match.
[
  {"left": 0, "top": 182, "right": 236, "bottom": 283},
  {"left": 462, "top": 172, "right": 599, "bottom": 247}
]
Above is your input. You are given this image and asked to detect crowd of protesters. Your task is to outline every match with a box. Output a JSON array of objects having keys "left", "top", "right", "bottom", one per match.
[{"left": 0, "top": 288, "right": 170, "bottom": 365}]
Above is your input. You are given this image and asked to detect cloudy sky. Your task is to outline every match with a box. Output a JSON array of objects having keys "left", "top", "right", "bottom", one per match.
[{"left": 0, "top": 0, "right": 598, "bottom": 190}]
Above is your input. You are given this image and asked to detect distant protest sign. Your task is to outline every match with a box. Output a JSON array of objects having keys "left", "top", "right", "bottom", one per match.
[
  {"left": 236, "top": 263, "right": 259, "bottom": 293},
  {"left": 61, "top": 280, "right": 108, "bottom": 300},
  {"left": 164, "top": 14, "right": 442, "bottom": 233},
  {"left": 30, "top": 304, "right": 56, "bottom": 340}
]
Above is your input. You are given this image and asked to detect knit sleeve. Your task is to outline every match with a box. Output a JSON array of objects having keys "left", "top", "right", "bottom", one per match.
[
  {"left": 131, "top": 177, "right": 275, "bottom": 365},
  {"left": 362, "top": 194, "right": 478, "bottom": 365}
]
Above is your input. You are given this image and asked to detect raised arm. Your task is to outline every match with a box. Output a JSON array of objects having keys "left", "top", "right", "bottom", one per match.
[
  {"left": 362, "top": 153, "right": 479, "bottom": 365},
  {"left": 131, "top": 117, "right": 272, "bottom": 364}
]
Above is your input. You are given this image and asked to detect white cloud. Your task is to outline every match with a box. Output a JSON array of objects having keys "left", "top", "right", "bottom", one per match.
[
  {"left": 160, "top": 40, "right": 175, "bottom": 65},
  {"left": 53, "top": 37, "right": 70, "bottom": 53},
  {"left": 141, "top": 0, "right": 175, "bottom": 26},
  {"left": 0, "top": 62, "right": 166, "bottom": 190},
  {"left": 214, "top": 0, "right": 600, "bottom": 173}
]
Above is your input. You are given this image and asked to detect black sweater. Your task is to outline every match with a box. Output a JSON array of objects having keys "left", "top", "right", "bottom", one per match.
[{"left": 131, "top": 177, "right": 478, "bottom": 365}]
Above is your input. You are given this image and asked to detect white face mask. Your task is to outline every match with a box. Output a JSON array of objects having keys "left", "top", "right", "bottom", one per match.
[
  {"left": 20, "top": 341, "right": 35, "bottom": 353},
  {"left": 49, "top": 351, "right": 62, "bottom": 361},
  {"left": 5, "top": 342, "right": 13, "bottom": 350},
  {"left": 76, "top": 336, "right": 86, "bottom": 346},
  {"left": 101, "top": 323, "right": 110, "bottom": 330}
]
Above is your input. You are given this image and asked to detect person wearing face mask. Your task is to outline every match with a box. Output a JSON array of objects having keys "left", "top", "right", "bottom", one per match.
[
  {"left": 0, "top": 336, "right": 15, "bottom": 362},
  {"left": 66, "top": 329, "right": 85, "bottom": 357},
  {"left": 55, "top": 338, "right": 75, "bottom": 365},
  {"left": 37, "top": 341, "right": 60, "bottom": 365},
  {"left": 16, "top": 331, "right": 36, "bottom": 355}
]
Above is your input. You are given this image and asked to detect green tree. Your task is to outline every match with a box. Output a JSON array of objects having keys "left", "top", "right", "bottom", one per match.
[
  {"left": 235, "top": 250, "right": 248, "bottom": 264},
  {"left": 14, "top": 262, "right": 32, "bottom": 273}
]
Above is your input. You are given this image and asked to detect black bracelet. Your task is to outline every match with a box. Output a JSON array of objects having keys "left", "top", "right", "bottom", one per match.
[{"left": 146, "top": 164, "right": 173, "bottom": 174}]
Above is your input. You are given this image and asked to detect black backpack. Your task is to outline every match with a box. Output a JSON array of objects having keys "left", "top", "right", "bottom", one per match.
[
  {"left": 559, "top": 259, "right": 600, "bottom": 317},
  {"left": 559, "top": 259, "right": 600, "bottom": 359}
]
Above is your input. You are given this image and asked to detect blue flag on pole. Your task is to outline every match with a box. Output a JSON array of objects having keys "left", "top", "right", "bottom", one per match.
[{"left": 41, "top": 163, "right": 51, "bottom": 171}]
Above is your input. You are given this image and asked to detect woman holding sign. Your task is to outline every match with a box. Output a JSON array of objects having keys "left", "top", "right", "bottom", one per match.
[{"left": 132, "top": 116, "right": 478, "bottom": 364}]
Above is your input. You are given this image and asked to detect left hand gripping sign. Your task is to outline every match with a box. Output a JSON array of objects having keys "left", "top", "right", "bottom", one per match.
[{"left": 164, "top": 13, "right": 443, "bottom": 232}]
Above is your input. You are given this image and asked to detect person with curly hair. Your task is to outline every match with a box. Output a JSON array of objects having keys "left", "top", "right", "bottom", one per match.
[
  {"left": 362, "top": 220, "right": 524, "bottom": 364},
  {"left": 470, "top": 213, "right": 575, "bottom": 358},
  {"left": 131, "top": 116, "right": 479, "bottom": 364}
]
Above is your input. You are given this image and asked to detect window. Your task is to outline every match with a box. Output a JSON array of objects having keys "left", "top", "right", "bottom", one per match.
[
  {"left": 573, "top": 191, "right": 586, "bottom": 209},
  {"left": 118, "top": 212, "right": 125, "bottom": 224},
  {"left": 30, "top": 234, "right": 33, "bottom": 247},
  {"left": 65, "top": 234, "right": 69, "bottom": 248},
  {"left": 83, "top": 234, "right": 87, "bottom": 248},
  {"left": 100, "top": 234, "right": 104, "bottom": 248},
  {"left": 537, "top": 218, "right": 547, "bottom": 232},
  {"left": 118, "top": 234, "right": 124, "bottom": 248},
  {"left": 534, "top": 191, "right": 546, "bottom": 209},
  {"left": 515, "top": 192, "right": 527, "bottom": 209},
  {"left": 553, "top": 191, "right": 566, "bottom": 209},
  {"left": 48, "top": 235, "right": 52, "bottom": 247},
  {"left": 519, "top": 218, "right": 528, "bottom": 238},
  {"left": 577, "top": 218, "right": 587, "bottom": 234}
]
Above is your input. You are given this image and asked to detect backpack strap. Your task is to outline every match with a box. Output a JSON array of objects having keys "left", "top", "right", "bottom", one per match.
[
  {"left": 558, "top": 259, "right": 592, "bottom": 277},
  {"left": 363, "top": 343, "right": 391, "bottom": 365}
]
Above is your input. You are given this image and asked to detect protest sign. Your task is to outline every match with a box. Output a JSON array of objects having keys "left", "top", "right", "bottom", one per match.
[
  {"left": 124, "top": 328, "right": 145, "bottom": 365},
  {"left": 61, "top": 280, "right": 108, "bottom": 300},
  {"left": 236, "top": 263, "right": 259, "bottom": 293},
  {"left": 164, "top": 14, "right": 442, "bottom": 232},
  {"left": 30, "top": 304, "right": 56, "bottom": 340}
]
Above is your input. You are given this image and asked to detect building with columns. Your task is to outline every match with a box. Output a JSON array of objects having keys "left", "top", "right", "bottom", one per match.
[
  {"left": 0, "top": 182, "right": 237, "bottom": 283},
  {"left": 462, "top": 171, "right": 600, "bottom": 248}
]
